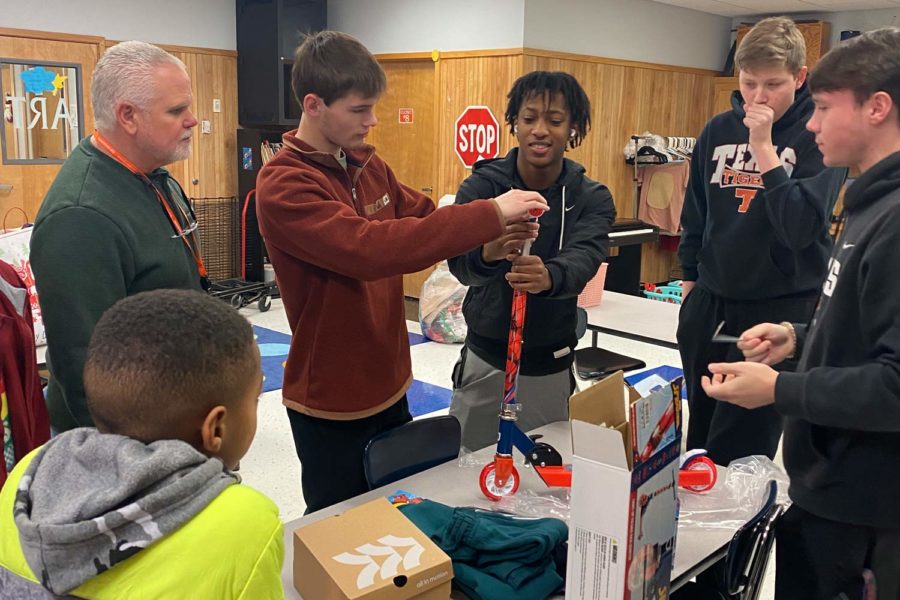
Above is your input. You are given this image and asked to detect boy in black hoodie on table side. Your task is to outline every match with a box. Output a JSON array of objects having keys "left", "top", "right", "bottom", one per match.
[{"left": 704, "top": 28, "right": 900, "bottom": 599}]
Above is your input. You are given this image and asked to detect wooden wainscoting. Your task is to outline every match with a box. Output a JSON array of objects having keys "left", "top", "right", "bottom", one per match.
[
  {"left": 0, "top": 28, "right": 102, "bottom": 228},
  {"left": 523, "top": 50, "right": 716, "bottom": 283},
  {"left": 170, "top": 51, "right": 239, "bottom": 200},
  {"left": 375, "top": 47, "right": 721, "bottom": 288},
  {"left": 369, "top": 57, "right": 438, "bottom": 298},
  {"left": 434, "top": 50, "right": 524, "bottom": 201},
  {"left": 0, "top": 28, "right": 240, "bottom": 229},
  {"left": 374, "top": 49, "right": 525, "bottom": 298}
]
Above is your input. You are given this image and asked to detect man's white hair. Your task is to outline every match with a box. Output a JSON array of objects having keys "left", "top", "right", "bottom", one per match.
[{"left": 91, "top": 41, "right": 186, "bottom": 131}]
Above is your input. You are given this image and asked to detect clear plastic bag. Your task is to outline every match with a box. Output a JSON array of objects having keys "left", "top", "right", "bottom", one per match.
[
  {"left": 419, "top": 261, "right": 468, "bottom": 343},
  {"left": 458, "top": 449, "right": 571, "bottom": 520},
  {"left": 491, "top": 487, "right": 572, "bottom": 522},
  {"left": 458, "top": 451, "right": 493, "bottom": 469},
  {"left": 461, "top": 454, "right": 791, "bottom": 530},
  {"left": 678, "top": 455, "right": 791, "bottom": 531},
  {"left": 457, "top": 451, "right": 572, "bottom": 520}
]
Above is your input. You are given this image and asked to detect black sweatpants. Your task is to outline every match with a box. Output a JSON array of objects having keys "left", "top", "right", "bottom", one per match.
[
  {"left": 287, "top": 396, "right": 412, "bottom": 514},
  {"left": 676, "top": 286, "right": 817, "bottom": 465},
  {"left": 776, "top": 504, "right": 900, "bottom": 599}
]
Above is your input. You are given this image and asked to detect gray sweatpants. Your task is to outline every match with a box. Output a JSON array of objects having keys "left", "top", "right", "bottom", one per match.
[{"left": 449, "top": 346, "right": 573, "bottom": 452}]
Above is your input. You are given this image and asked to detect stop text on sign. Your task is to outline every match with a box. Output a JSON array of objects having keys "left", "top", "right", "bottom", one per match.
[{"left": 454, "top": 105, "right": 500, "bottom": 168}]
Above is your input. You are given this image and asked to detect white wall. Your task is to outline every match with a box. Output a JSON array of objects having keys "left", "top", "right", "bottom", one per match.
[
  {"left": 524, "top": 0, "right": 732, "bottom": 71},
  {"left": 733, "top": 8, "right": 900, "bottom": 48},
  {"left": 3, "top": 0, "right": 236, "bottom": 50},
  {"left": 327, "top": 0, "right": 525, "bottom": 53}
]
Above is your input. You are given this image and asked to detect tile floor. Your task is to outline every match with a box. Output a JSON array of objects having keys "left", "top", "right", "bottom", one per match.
[{"left": 237, "top": 298, "right": 777, "bottom": 596}]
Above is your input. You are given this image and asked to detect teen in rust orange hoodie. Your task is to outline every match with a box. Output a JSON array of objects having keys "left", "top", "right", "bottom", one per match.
[{"left": 256, "top": 31, "right": 546, "bottom": 512}]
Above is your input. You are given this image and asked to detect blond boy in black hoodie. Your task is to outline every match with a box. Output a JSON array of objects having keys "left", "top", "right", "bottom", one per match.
[{"left": 677, "top": 17, "right": 847, "bottom": 466}]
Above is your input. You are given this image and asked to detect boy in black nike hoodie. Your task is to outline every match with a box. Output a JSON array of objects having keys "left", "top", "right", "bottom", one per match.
[
  {"left": 703, "top": 28, "right": 900, "bottom": 599},
  {"left": 448, "top": 72, "right": 616, "bottom": 451},
  {"left": 677, "top": 16, "right": 847, "bottom": 465}
]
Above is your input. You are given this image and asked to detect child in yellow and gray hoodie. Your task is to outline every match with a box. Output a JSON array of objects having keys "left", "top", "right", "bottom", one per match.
[{"left": 0, "top": 289, "right": 283, "bottom": 599}]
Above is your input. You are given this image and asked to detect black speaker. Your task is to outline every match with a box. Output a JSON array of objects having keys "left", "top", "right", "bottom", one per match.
[{"left": 236, "top": 0, "right": 326, "bottom": 127}]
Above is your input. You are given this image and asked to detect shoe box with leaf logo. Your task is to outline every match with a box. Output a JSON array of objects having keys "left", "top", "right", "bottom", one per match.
[{"left": 293, "top": 497, "right": 452, "bottom": 600}]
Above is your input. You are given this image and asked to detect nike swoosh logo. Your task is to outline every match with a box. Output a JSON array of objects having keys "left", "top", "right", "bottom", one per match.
[
  {"left": 842, "top": 243, "right": 855, "bottom": 249},
  {"left": 564, "top": 204, "right": 574, "bottom": 212}
]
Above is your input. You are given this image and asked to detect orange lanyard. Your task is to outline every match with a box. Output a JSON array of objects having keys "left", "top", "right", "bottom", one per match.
[{"left": 92, "top": 131, "right": 209, "bottom": 283}]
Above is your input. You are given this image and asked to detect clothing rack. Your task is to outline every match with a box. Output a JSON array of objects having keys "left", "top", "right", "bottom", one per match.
[{"left": 627, "top": 133, "right": 695, "bottom": 229}]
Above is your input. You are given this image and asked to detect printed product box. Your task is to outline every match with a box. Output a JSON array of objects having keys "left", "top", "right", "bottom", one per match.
[{"left": 566, "top": 371, "right": 683, "bottom": 600}]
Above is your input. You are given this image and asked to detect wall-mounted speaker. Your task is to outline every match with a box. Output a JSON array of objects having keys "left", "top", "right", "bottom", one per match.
[{"left": 236, "top": 0, "right": 326, "bottom": 127}]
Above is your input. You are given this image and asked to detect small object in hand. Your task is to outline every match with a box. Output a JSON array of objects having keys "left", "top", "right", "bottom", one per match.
[{"left": 711, "top": 320, "right": 740, "bottom": 344}]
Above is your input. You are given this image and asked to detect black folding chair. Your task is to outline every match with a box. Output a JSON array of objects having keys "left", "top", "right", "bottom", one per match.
[
  {"left": 363, "top": 415, "right": 462, "bottom": 489},
  {"left": 674, "top": 480, "right": 784, "bottom": 600},
  {"left": 724, "top": 480, "right": 784, "bottom": 600},
  {"left": 574, "top": 307, "right": 646, "bottom": 380}
]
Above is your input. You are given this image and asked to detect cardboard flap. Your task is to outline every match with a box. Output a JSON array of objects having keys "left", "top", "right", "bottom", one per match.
[
  {"left": 571, "top": 419, "right": 629, "bottom": 470},
  {"left": 615, "top": 422, "right": 633, "bottom": 471},
  {"left": 569, "top": 370, "right": 628, "bottom": 428}
]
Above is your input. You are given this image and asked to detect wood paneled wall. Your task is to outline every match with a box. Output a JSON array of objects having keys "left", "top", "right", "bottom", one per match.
[
  {"left": 0, "top": 29, "right": 102, "bottom": 228},
  {"left": 103, "top": 40, "right": 239, "bottom": 200},
  {"left": 0, "top": 27, "right": 238, "bottom": 231},
  {"left": 434, "top": 50, "right": 524, "bottom": 201},
  {"left": 411, "top": 48, "right": 716, "bottom": 283},
  {"left": 368, "top": 58, "right": 439, "bottom": 297},
  {"left": 179, "top": 51, "right": 239, "bottom": 200},
  {"left": 522, "top": 50, "right": 716, "bottom": 283}
]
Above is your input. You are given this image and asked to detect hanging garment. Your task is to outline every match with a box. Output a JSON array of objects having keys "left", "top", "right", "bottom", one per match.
[
  {"left": 638, "top": 159, "right": 691, "bottom": 233},
  {"left": 0, "top": 260, "right": 49, "bottom": 487}
]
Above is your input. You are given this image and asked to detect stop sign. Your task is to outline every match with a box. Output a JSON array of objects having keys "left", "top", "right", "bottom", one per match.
[{"left": 455, "top": 106, "right": 500, "bottom": 168}]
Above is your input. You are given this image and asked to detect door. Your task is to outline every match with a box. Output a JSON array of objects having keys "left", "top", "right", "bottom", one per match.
[
  {"left": 712, "top": 77, "right": 738, "bottom": 116},
  {"left": 0, "top": 31, "right": 100, "bottom": 229},
  {"left": 367, "top": 59, "right": 436, "bottom": 298}
]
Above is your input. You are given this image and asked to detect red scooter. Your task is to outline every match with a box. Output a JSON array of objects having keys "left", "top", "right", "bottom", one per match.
[{"left": 478, "top": 210, "right": 715, "bottom": 501}]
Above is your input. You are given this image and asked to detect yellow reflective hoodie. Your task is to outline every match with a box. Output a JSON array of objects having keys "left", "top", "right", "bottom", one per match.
[{"left": 0, "top": 447, "right": 284, "bottom": 599}]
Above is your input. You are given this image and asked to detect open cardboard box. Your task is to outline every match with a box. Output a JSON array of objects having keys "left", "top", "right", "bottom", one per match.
[
  {"left": 293, "top": 497, "right": 452, "bottom": 600},
  {"left": 566, "top": 371, "right": 683, "bottom": 600}
]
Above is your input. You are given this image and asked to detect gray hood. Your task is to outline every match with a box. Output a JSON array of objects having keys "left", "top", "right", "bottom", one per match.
[{"left": 13, "top": 428, "right": 237, "bottom": 594}]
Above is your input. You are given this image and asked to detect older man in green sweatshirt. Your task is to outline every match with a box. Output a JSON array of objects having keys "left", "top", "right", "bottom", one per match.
[{"left": 31, "top": 40, "right": 202, "bottom": 432}]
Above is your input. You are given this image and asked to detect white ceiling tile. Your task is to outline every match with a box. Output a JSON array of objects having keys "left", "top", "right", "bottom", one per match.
[
  {"left": 732, "top": 0, "right": 825, "bottom": 13},
  {"left": 651, "top": 0, "right": 900, "bottom": 16},
  {"left": 649, "top": 0, "right": 759, "bottom": 16},
  {"left": 802, "top": 0, "right": 900, "bottom": 7}
]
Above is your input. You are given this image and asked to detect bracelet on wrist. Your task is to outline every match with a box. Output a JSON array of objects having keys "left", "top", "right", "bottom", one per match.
[{"left": 780, "top": 321, "right": 797, "bottom": 359}]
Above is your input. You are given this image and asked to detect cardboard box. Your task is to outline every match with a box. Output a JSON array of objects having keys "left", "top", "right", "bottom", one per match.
[
  {"left": 566, "top": 371, "right": 683, "bottom": 600},
  {"left": 293, "top": 498, "right": 453, "bottom": 600}
]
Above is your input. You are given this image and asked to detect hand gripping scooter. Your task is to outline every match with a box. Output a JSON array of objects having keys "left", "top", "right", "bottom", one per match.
[{"left": 479, "top": 209, "right": 572, "bottom": 501}]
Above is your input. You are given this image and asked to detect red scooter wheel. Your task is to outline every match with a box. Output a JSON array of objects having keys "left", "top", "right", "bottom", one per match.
[
  {"left": 680, "top": 455, "right": 717, "bottom": 492},
  {"left": 479, "top": 461, "right": 520, "bottom": 501}
]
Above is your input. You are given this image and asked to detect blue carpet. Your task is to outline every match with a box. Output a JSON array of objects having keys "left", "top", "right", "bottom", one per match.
[
  {"left": 406, "top": 379, "right": 453, "bottom": 417},
  {"left": 254, "top": 326, "right": 292, "bottom": 393},
  {"left": 408, "top": 331, "right": 429, "bottom": 346},
  {"left": 252, "top": 325, "right": 450, "bottom": 415}
]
